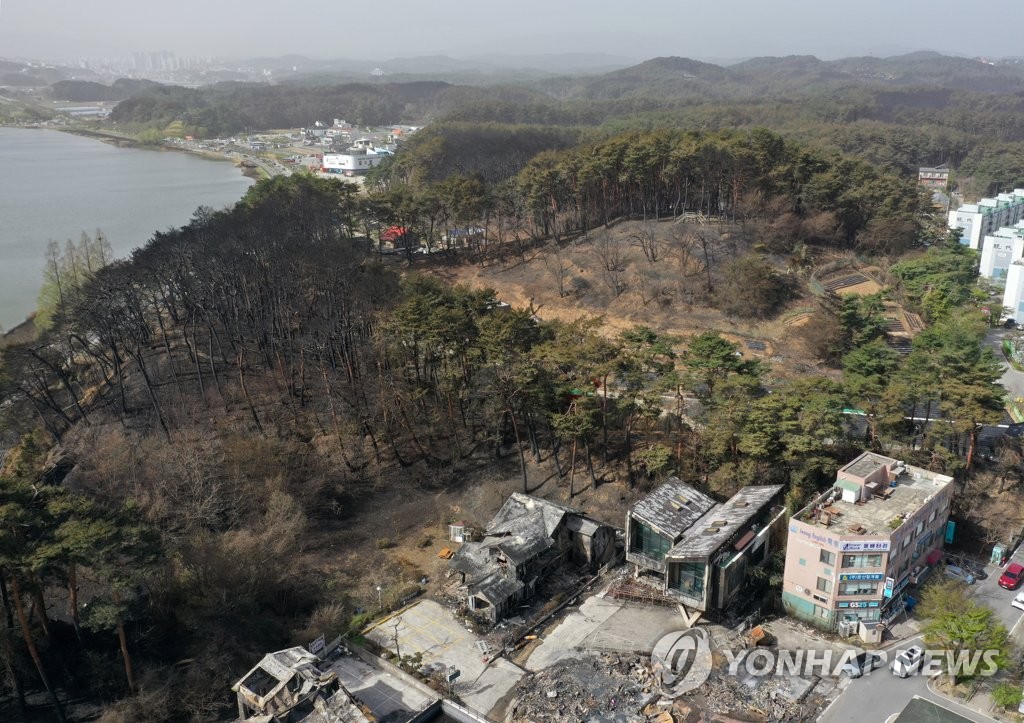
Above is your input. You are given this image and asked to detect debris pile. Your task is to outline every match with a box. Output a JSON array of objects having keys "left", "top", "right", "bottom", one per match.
[
  {"left": 505, "top": 650, "right": 827, "bottom": 722},
  {"left": 506, "top": 653, "right": 657, "bottom": 722},
  {"left": 691, "top": 670, "right": 821, "bottom": 721}
]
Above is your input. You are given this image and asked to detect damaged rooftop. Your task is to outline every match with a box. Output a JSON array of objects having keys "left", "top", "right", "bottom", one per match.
[
  {"left": 667, "top": 484, "right": 784, "bottom": 559},
  {"left": 629, "top": 478, "right": 718, "bottom": 537}
]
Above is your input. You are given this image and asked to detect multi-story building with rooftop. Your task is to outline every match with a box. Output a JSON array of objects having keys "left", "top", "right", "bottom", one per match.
[
  {"left": 978, "top": 222, "right": 1024, "bottom": 282},
  {"left": 948, "top": 189, "right": 1024, "bottom": 250},
  {"left": 782, "top": 452, "right": 954, "bottom": 635},
  {"left": 918, "top": 165, "right": 950, "bottom": 189},
  {"left": 626, "top": 479, "right": 785, "bottom": 614}
]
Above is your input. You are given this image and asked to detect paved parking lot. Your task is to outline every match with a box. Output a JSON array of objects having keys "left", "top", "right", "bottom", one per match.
[
  {"left": 327, "top": 653, "right": 436, "bottom": 723},
  {"left": 366, "top": 600, "right": 525, "bottom": 716}
]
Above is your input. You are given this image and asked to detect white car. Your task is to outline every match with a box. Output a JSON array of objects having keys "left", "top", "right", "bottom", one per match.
[
  {"left": 890, "top": 645, "right": 926, "bottom": 678},
  {"left": 1012, "top": 591, "right": 1024, "bottom": 612},
  {"left": 944, "top": 564, "right": 975, "bottom": 585}
]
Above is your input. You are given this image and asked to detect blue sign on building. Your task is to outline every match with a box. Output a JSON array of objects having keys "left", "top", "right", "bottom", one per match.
[{"left": 839, "top": 573, "right": 885, "bottom": 582}]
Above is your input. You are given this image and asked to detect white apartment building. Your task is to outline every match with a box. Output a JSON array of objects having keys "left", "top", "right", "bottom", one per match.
[
  {"left": 979, "top": 222, "right": 1024, "bottom": 281},
  {"left": 948, "top": 189, "right": 1024, "bottom": 250}
]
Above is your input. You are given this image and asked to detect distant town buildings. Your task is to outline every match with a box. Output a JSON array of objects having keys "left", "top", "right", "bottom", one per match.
[
  {"left": 625, "top": 479, "right": 785, "bottom": 614},
  {"left": 322, "top": 148, "right": 386, "bottom": 175},
  {"left": 782, "top": 453, "right": 954, "bottom": 638}
]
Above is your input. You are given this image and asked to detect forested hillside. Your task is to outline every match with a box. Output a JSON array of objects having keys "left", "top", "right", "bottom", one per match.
[
  {"left": 0, "top": 134, "right": 1009, "bottom": 720},
  {"left": 107, "top": 80, "right": 529, "bottom": 136},
  {"left": 5, "top": 48, "right": 1024, "bottom": 720}
]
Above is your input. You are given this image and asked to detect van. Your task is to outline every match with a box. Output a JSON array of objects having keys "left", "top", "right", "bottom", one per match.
[{"left": 890, "top": 645, "right": 925, "bottom": 678}]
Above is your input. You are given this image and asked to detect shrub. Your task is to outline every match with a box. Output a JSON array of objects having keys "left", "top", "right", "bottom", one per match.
[
  {"left": 715, "top": 254, "right": 796, "bottom": 319},
  {"left": 376, "top": 537, "right": 393, "bottom": 549},
  {"left": 992, "top": 682, "right": 1022, "bottom": 709}
]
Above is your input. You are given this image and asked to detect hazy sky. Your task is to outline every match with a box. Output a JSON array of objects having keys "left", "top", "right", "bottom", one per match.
[{"left": 0, "top": 0, "right": 1020, "bottom": 62}]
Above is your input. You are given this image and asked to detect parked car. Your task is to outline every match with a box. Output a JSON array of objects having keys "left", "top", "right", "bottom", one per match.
[
  {"left": 999, "top": 562, "right": 1024, "bottom": 590},
  {"left": 890, "top": 645, "right": 926, "bottom": 678},
  {"left": 944, "top": 564, "right": 975, "bottom": 585},
  {"left": 1011, "top": 591, "right": 1024, "bottom": 612},
  {"left": 841, "top": 651, "right": 884, "bottom": 678}
]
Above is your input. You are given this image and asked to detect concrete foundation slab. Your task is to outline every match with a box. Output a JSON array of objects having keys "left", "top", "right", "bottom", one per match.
[
  {"left": 366, "top": 600, "right": 525, "bottom": 717},
  {"left": 328, "top": 654, "right": 436, "bottom": 722}
]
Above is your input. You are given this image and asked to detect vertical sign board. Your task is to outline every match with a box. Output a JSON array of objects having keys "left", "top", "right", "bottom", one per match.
[
  {"left": 883, "top": 577, "right": 894, "bottom": 599},
  {"left": 945, "top": 521, "right": 956, "bottom": 545},
  {"left": 309, "top": 634, "right": 326, "bottom": 656}
]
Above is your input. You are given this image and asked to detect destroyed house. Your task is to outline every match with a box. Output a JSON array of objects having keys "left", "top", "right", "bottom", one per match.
[
  {"left": 232, "top": 647, "right": 369, "bottom": 723},
  {"left": 626, "top": 480, "right": 785, "bottom": 612},
  {"left": 449, "top": 493, "right": 616, "bottom": 622}
]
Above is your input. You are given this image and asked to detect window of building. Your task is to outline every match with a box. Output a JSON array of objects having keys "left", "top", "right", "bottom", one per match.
[
  {"left": 842, "top": 554, "right": 883, "bottom": 568},
  {"left": 928, "top": 509, "right": 936, "bottom": 524},
  {"left": 839, "top": 581, "right": 877, "bottom": 596},
  {"left": 816, "top": 577, "right": 833, "bottom": 593},
  {"left": 630, "top": 520, "right": 671, "bottom": 560},
  {"left": 819, "top": 549, "right": 835, "bottom": 565},
  {"left": 813, "top": 605, "right": 830, "bottom": 619},
  {"left": 903, "top": 536, "right": 911, "bottom": 549},
  {"left": 672, "top": 561, "right": 706, "bottom": 597}
]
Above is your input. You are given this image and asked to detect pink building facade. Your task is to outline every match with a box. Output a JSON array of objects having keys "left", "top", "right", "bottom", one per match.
[{"left": 782, "top": 452, "right": 954, "bottom": 633}]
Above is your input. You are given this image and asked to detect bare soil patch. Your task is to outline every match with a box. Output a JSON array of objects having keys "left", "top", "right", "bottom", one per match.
[{"left": 436, "top": 220, "right": 828, "bottom": 381}]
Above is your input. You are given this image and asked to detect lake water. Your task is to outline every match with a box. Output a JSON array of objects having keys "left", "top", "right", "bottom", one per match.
[{"left": 0, "top": 127, "right": 253, "bottom": 330}]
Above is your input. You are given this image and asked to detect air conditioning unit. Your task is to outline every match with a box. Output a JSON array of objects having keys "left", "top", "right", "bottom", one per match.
[{"left": 837, "top": 620, "right": 855, "bottom": 637}]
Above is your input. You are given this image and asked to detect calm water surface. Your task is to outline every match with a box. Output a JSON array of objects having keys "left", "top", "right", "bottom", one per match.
[{"left": 0, "top": 127, "right": 253, "bottom": 330}]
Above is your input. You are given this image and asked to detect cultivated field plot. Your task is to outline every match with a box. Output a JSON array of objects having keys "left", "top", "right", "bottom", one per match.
[
  {"left": 366, "top": 600, "right": 525, "bottom": 716},
  {"left": 822, "top": 271, "right": 884, "bottom": 296}
]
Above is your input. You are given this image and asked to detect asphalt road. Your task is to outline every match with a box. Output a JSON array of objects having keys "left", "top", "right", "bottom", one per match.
[
  {"left": 818, "top": 634, "right": 994, "bottom": 723},
  {"left": 985, "top": 328, "right": 1024, "bottom": 404},
  {"left": 971, "top": 551, "right": 1024, "bottom": 644},
  {"left": 820, "top": 549, "right": 1024, "bottom": 722}
]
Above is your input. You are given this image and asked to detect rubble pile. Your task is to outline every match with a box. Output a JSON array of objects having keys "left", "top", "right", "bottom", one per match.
[
  {"left": 692, "top": 671, "right": 819, "bottom": 722},
  {"left": 506, "top": 653, "right": 657, "bottom": 722}
]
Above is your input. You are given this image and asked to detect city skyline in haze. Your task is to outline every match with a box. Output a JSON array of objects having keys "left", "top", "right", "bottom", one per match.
[{"left": 0, "top": 0, "right": 1020, "bottom": 65}]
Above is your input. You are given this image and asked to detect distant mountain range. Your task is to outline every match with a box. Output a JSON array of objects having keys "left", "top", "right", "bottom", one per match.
[
  {"left": 7, "top": 50, "right": 1024, "bottom": 105},
  {"left": 535, "top": 51, "right": 1024, "bottom": 100}
]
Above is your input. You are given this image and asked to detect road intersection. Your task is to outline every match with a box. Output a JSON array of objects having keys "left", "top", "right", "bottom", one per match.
[{"left": 820, "top": 545, "right": 1024, "bottom": 722}]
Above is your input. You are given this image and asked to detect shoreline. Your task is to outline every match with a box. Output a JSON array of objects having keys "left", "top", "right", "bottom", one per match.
[
  {"left": 2, "top": 124, "right": 255, "bottom": 179},
  {"left": 0, "top": 316, "right": 36, "bottom": 347},
  {"left": 0, "top": 126, "right": 256, "bottom": 332}
]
